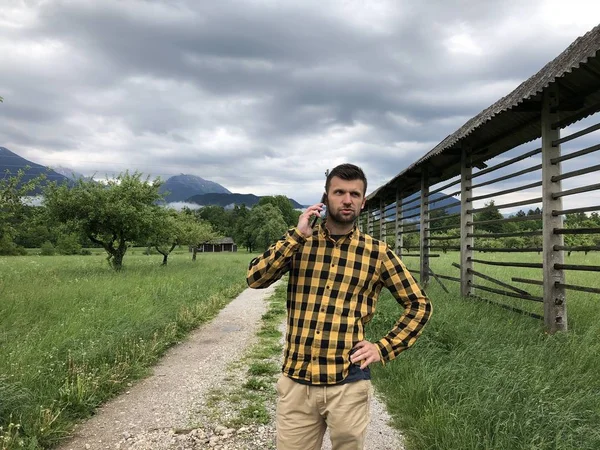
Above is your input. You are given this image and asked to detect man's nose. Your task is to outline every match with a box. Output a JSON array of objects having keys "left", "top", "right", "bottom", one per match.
[{"left": 342, "top": 194, "right": 352, "bottom": 204}]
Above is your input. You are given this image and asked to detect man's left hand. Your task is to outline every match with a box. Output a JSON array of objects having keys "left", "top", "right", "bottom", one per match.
[{"left": 350, "top": 341, "right": 380, "bottom": 370}]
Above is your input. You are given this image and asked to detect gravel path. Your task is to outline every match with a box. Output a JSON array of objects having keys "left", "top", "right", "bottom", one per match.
[{"left": 57, "top": 283, "right": 404, "bottom": 449}]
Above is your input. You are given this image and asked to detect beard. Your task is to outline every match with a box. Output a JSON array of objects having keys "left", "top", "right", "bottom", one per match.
[{"left": 327, "top": 207, "right": 359, "bottom": 225}]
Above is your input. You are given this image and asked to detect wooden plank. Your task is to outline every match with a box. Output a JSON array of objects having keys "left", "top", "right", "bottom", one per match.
[
  {"left": 469, "top": 259, "right": 543, "bottom": 269},
  {"left": 428, "top": 268, "right": 449, "bottom": 293},
  {"left": 470, "top": 283, "right": 543, "bottom": 302},
  {"left": 468, "top": 294, "right": 544, "bottom": 320},
  {"left": 467, "top": 268, "right": 531, "bottom": 296},
  {"left": 552, "top": 183, "right": 600, "bottom": 199},
  {"left": 556, "top": 283, "right": 600, "bottom": 295},
  {"left": 470, "top": 181, "right": 542, "bottom": 202},
  {"left": 512, "top": 277, "right": 544, "bottom": 286},
  {"left": 554, "top": 263, "right": 600, "bottom": 272}
]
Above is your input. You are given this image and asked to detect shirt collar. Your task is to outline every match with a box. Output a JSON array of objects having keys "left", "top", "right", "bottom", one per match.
[{"left": 319, "top": 220, "right": 359, "bottom": 242}]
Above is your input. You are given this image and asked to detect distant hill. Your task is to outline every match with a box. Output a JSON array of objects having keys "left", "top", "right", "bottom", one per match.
[
  {"left": 52, "top": 166, "right": 90, "bottom": 181},
  {"left": 0, "top": 146, "right": 72, "bottom": 189},
  {"left": 186, "top": 192, "right": 305, "bottom": 209},
  {"left": 377, "top": 192, "right": 461, "bottom": 222},
  {"left": 160, "top": 174, "right": 231, "bottom": 202}
]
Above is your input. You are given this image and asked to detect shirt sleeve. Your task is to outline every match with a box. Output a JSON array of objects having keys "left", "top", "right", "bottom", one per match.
[
  {"left": 246, "top": 227, "right": 306, "bottom": 289},
  {"left": 375, "top": 246, "right": 432, "bottom": 363}
]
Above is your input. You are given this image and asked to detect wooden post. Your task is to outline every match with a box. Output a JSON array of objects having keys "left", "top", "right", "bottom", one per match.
[
  {"left": 461, "top": 147, "right": 474, "bottom": 297},
  {"left": 420, "top": 170, "right": 430, "bottom": 286},
  {"left": 380, "top": 198, "right": 386, "bottom": 243},
  {"left": 542, "top": 86, "right": 567, "bottom": 333},
  {"left": 395, "top": 190, "right": 403, "bottom": 257},
  {"left": 367, "top": 204, "right": 373, "bottom": 236}
]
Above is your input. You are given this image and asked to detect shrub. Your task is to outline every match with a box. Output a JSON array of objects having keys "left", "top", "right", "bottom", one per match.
[
  {"left": 56, "top": 233, "right": 82, "bottom": 255},
  {"left": 40, "top": 241, "right": 56, "bottom": 256}
]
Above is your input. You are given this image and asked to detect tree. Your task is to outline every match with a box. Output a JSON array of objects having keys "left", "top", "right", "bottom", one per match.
[
  {"left": 257, "top": 195, "right": 301, "bottom": 227},
  {"left": 44, "top": 171, "right": 164, "bottom": 270},
  {"left": 474, "top": 200, "right": 504, "bottom": 233},
  {"left": 245, "top": 204, "right": 288, "bottom": 251},
  {"left": 0, "top": 169, "right": 44, "bottom": 255},
  {"left": 231, "top": 204, "right": 253, "bottom": 252},
  {"left": 195, "top": 205, "right": 232, "bottom": 236},
  {"left": 149, "top": 210, "right": 216, "bottom": 265}
]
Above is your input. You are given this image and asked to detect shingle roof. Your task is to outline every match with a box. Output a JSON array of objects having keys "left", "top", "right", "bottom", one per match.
[{"left": 367, "top": 24, "right": 600, "bottom": 206}]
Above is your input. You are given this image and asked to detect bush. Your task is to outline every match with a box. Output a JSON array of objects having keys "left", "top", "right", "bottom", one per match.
[
  {"left": 0, "top": 235, "right": 27, "bottom": 256},
  {"left": 56, "top": 233, "right": 82, "bottom": 255},
  {"left": 40, "top": 241, "right": 56, "bottom": 256},
  {"left": 79, "top": 249, "right": 93, "bottom": 256}
]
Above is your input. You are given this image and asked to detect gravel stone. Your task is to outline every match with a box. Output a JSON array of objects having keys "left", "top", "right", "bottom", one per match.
[{"left": 58, "top": 281, "right": 404, "bottom": 449}]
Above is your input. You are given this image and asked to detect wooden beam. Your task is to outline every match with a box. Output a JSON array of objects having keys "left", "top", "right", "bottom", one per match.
[
  {"left": 542, "top": 85, "right": 567, "bottom": 333},
  {"left": 460, "top": 147, "right": 473, "bottom": 297}
]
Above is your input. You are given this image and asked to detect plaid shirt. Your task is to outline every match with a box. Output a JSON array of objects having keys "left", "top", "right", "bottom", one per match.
[{"left": 247, "top": 223, "right": 432, "bottom": 385}]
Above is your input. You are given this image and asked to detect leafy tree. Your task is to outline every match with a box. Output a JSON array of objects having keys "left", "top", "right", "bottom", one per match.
[
  {"left": 474, "top": 201, "right": 504, "bottom": 233},
  {"left": 44, "top": 171, "right": 164, "bottom": 270},
  {"left": 231, "top": 204, "right": 253, "bottom": 251},
  {"left": 149, "top": 210, "right": 216, "bottom": 264},
  {"left": 0, "top": 169, "right": 44, "bottom": 255},
  {"left": 401, "top": 222, "right": 419, "bottom": 252},
  {"left": 245, "top": 204, "right": 288, "bottom": 251},
  {"left": 257, "top": 195, "right": 301, "bottom": 227},
  {"left": 195, "top": 205, "right": 232, "bottom": 236}
]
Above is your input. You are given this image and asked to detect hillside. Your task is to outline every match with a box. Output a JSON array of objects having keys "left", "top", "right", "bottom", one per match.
[
  {"left": 186, "top": 192, "right": 305, "bottom": 209},
  {"left": 159, "top": 174, "right": 231, "bottom": 202},
  {"left": 0, "top": 146, "right": 72, "bottom": 188}
]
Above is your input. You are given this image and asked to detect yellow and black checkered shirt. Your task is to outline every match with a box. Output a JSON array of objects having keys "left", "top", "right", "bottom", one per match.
[{"left": 247, "top": 223, "right": 432, "bottom": 385}]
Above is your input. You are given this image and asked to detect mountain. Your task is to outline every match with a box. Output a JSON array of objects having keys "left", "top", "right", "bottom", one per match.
[
  {"left": 186, "top": 192, "right": 305, "bottom": 209},
  {"left": 52, "top": 166, "right": 89, "bottom": 181},
  {"left": 160, "top": 174, "right": 231, "bottom": 202},
  {"left": 377, "top": 192, "right": 461, "bottom": 222},
  {"left": 0, "top": 146, "right": 73, "bottom": 189}
]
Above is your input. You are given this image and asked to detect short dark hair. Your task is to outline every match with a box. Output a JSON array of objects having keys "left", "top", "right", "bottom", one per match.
[{"left": 325, "top": 163, "right": 367, "bottom": 195}]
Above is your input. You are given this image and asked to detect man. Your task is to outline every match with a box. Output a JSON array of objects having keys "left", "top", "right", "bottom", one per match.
[{"left": 247, "top": 164, "right": 432, "bottom": 450}]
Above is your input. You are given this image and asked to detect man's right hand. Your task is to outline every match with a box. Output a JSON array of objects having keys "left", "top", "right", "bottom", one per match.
[{"left": 297, "top": 203, "right": 325, "bottom": 238}]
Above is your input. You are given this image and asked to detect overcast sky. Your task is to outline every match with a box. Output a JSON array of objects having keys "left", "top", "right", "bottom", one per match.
[{"left": 1, "top": 0, "right": 599, "bottom": 206}]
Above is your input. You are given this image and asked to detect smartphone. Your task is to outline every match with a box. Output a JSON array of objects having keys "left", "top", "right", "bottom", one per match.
[{"left": 310, "top": 194, "right": 327, "bottom": 228}]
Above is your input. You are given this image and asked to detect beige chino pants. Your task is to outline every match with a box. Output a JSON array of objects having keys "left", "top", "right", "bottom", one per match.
[{"left": 275, "top": 375, "right": 372, "bottom": 450}]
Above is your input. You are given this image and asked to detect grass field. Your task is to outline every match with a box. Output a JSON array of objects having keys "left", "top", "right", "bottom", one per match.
[
  {"left": 0, "top": 249, "right": 255, "bottom": 449},
  {"left": 367, "top": 251, "right": 600, "bottom": 450},
  {"left": 3, "top": 248, "right": 599, "bottom": 449}
]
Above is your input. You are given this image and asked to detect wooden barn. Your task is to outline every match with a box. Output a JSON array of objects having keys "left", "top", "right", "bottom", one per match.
[{"left": 196, "top": 237, "right": 237, "bottom": 253}]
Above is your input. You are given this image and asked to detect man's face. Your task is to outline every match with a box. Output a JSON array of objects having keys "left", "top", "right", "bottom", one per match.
[{"left": 325, "top": 176, "right": 366, "bottom": 225}]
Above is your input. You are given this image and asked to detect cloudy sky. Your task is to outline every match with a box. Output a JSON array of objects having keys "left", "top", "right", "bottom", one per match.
[{"left": 1, "top": 0, "right": 599, "bottom": 206}]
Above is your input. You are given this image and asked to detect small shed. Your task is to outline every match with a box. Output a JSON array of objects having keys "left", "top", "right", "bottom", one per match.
[{"left": 197, "top": 237, "right": 237, "bottom": 253}]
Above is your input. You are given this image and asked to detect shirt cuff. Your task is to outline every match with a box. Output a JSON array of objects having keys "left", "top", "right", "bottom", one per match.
[
  {"left": 375, "top": 341, "right": 387, "bottom": 366},
  {"left": 288, "top": 227, "right": 307, "bottom": 245}
]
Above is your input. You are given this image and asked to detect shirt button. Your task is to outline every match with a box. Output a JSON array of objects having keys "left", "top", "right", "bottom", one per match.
[
  {"left": 316, "top": 330, "right": 320, "bottom": 334},
  {"left": 321, "top": 308, "right": 325, "bottom": 312},
  {"left": 313, "top": 356, "right": 317, "bottom": 361},
  {"left": 331, "top": 263, "right": 335, "bottom": 267},
  {"left": 326, "top": 286, "right": 330, "bottom": 289}
]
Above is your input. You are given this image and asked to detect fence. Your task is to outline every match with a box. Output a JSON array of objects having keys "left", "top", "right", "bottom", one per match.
[{"left": 359, "top": 25, "right": 600, "bottom": 333}]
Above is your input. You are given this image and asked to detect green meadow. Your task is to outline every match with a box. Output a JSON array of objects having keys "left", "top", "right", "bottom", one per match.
[
  {"left": 2, "top": 249, "right": 600, "bottom": 449},
  {"left": 0, "top": 250, "right": 254, "bottom": 449},
  {"left": 368, "top": 251, "right": 600, "bottom": 450}
]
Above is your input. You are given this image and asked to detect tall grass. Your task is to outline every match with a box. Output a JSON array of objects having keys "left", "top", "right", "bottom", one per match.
[
  {"left": 0, "top": 250, "right": 253, "bottom": 449},
  {"left": 367, "top": 252, "right": 600, "bottom": 450}
]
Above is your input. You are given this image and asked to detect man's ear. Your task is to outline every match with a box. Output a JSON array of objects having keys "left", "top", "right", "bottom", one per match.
[{"left": 321, "top": 192, "right": 327, "bottom": 204}]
